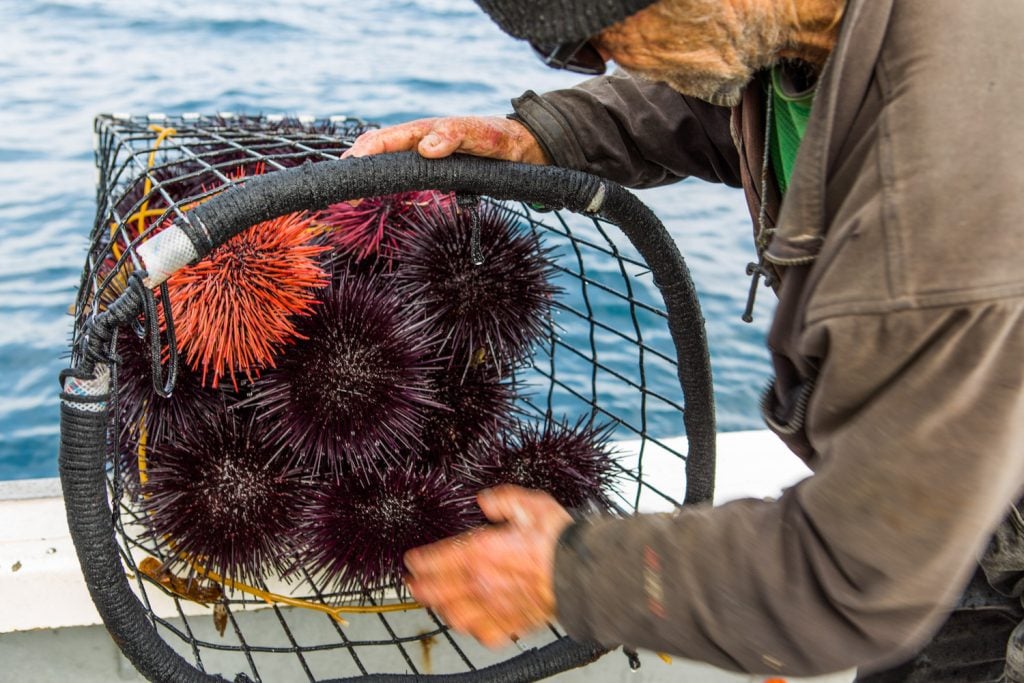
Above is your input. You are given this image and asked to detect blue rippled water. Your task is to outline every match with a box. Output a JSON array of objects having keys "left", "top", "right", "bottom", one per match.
[{"left": 0, "top": 0, "right": 773, "bottom": 480}]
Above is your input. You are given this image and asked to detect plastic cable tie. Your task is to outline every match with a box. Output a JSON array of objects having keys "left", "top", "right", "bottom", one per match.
[{"left": 584, "top": 183, "right": 607, "bottom": 215}]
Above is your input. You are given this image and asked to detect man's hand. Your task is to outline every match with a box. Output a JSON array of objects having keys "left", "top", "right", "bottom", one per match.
[
  {"left": 404, "top": 485, "right": 573, "bottom": 648},
  {"left": 342, "top": 116, "right": 550, "bottom": 165}
]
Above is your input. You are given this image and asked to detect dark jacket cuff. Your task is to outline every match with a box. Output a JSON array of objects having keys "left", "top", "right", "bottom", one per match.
[
  {"left": 554, "top": 515, "right": 652, "bottom": 648},
  {"left": 553, "top": 518, "right": 599, "bottom": 642},
  {"left": 510, "top": 90, "right": 589, "bottom": 171}
]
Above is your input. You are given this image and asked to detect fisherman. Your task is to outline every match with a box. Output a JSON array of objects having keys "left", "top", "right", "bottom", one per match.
[{"left": 344, "top": 1, "right": 1024, "bottom": 679}]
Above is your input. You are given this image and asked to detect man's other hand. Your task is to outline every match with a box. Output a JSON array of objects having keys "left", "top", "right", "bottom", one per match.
[
  {"left": 404, "top": 484, "right": 572, "bottom": 648},
  {"left": 341, "top": 116, "right": 550, "bottom": 165}
]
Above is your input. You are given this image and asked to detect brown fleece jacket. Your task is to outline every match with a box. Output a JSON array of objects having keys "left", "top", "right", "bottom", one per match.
[{"left": 511, "top": 0, "right": 1024, "bottom": 675}]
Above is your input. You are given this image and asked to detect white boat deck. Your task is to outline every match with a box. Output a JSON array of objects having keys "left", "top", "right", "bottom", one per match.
[{"left": 0, "top": 431, "right": 853, "bottom": 682}]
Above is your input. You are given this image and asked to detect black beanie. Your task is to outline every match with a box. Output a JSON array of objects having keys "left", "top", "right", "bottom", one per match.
[{"left": 474, "top": 0, "right": 658, "bottom": 44}]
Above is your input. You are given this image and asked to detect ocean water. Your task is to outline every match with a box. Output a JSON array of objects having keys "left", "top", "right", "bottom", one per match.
[{"left": 0, "top": 0, "right": 773, "bottom": 481}]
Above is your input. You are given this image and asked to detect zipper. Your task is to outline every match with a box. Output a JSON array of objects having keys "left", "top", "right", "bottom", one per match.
[
  {"left": 764, "top": 252, "right": 817, "bottom": 267},
  {"left": 760, "top": 375, "right": 816, "bottom": 436}
]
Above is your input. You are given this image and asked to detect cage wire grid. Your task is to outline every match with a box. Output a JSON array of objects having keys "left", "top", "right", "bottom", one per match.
[{"left": 68, "top": 113, "right": 711, "bottom": 681}]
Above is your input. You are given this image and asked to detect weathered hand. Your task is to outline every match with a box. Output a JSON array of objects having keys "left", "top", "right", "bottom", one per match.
[
  {"left": 404, "top": 485, "right": 573, "bottom": 648},
  {"left": 341, "top": 116, "right": 550, "bottom": 165}
]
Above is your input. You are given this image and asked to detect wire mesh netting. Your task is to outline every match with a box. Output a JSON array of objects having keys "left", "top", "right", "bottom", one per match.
[{"left": 61, "top": 113, "right": 715, "bottom": 682}]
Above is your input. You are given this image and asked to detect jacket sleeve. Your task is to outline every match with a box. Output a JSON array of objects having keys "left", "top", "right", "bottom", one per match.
[
  {"left": 553, "top": 299, "right": 1024, "bottom": 676},
  {"left": 510, "top": 70, "right": 742, "bottom": 189}
]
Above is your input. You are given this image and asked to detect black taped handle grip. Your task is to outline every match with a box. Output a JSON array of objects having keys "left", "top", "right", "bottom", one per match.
[{"left": 178, "top": 153, "right": 604, "bottom": 259}]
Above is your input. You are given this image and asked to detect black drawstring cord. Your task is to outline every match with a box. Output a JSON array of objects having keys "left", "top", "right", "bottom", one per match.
[
  {"left": 744, "top": 82, "right": 776, "bottom": 324},
  {"left": 742, "top": 261, "right": 776, "bottom": 324},
  {"left": 128, "top": 271, "right": 180, "bottom": 399}
]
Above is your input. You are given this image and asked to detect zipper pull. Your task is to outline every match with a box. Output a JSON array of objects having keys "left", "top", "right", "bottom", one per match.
[{"left": 742, "top": 258, "right": 776, "bottom": 323}]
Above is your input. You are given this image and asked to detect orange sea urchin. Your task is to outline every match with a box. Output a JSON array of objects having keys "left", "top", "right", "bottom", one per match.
[{"left": 165, "top": 212, "right": 329, "bottom": 389}]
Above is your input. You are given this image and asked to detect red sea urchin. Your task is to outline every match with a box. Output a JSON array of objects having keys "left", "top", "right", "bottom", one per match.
[
  {"left": 394, "top": 200, "right": 559, "bottom": 373},
  {"left": 314, "top": 191, "right": 452, "bottom": 264},
  {"left": 164, "top": 211, "right": 329, "bottom": 390},
  {"left": 462, "top": 418, "right": 619, "bottom": 511},
  {"left": 295, "top": 466, "right": 478, "bottom": 596},
  {"left": 244, "top": 272, "right": 441, "bottom": 476},
  {"left": 140, "top": 409, "right": 308, "bottom": 586}
]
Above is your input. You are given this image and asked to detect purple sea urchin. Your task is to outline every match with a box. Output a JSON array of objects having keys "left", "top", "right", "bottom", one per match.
[
  {"left": 296, "top": 466, "right": 478, "bottom": 596},
  {"left": 113, "top": 328, "right": 225, "bottom": 495},
  {"left": 462, "top": 418, "right": 619, "bottom": 511},
  {"left": 394, "top": 201, "right": 559, "bottom": 373},
  {"left": 245, "top": 272, "right": 441, "bottom": 476},
  {"left": 417, "top": 368, "right": 517, "bottom": 470},
  {"left": 114, "top": 328, "right": 224, "bottom": 448},
  {"left": 140, "top": 409, "right": 308, "bottom": 586}
]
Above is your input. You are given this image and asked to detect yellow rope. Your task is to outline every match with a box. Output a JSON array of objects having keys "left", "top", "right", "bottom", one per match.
[
  {"left": 138, "top": 126, "right": 178, "bottom": 236},
  {"left": 136, "top": 416, "right": 148, "bottom": 486},
  {"left": 108, "top": 126, "right": 177, "bottom": 263}
]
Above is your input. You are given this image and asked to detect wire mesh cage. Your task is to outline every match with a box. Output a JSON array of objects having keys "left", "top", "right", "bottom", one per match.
[{"left": 59, "top": 113, "right": 716, "bottom": 682}]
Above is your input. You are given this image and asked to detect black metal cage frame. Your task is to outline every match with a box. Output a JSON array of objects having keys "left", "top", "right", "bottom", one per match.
[{"left": 59, "top": 114, "right": 716, "bottom": 682}]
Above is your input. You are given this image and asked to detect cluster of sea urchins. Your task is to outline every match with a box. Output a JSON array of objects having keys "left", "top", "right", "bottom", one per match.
[{"left": 112, "top": 168, "right": 619, "bottom": 596}]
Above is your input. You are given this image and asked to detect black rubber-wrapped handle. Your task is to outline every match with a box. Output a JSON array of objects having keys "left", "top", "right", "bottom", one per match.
[
  {"left": 60, "top": 401, "right": 228, "bottom": 682},
  {"left": 326, "top": 637, "right": 607, "bottom": 683},
  {"left": 61, "top": 152, "right": 715, "bottom": 682}
]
